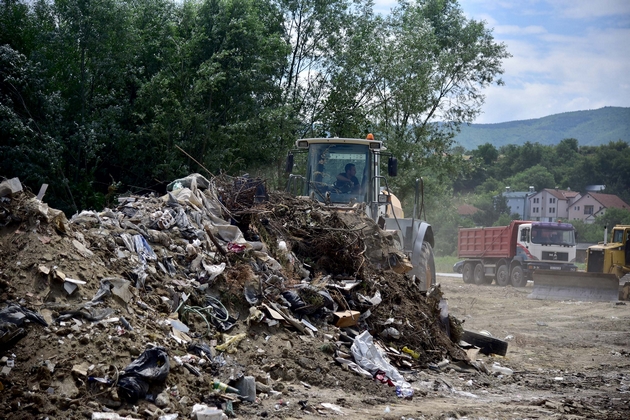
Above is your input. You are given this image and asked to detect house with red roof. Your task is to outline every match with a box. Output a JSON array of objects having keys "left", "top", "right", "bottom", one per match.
[
  {"left": 568, "top": 192, "right": 630, "bottom": 223},
  {"left": 457, "top": 203, "right": 481, "bottom": 217},
  {"left": 528, "top": 188, "right": 581, "bottom": 222}
]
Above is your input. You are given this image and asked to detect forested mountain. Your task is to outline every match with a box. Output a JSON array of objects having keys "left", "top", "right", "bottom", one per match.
[{"left": 454, "top": 107, "right": 630, "bottom": 150}]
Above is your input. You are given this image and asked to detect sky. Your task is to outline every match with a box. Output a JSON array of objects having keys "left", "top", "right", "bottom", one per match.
[{"left": 373, "top": 0, "right": 630, "bottom": 124}]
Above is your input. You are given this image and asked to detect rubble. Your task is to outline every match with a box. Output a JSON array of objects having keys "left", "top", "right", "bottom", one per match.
[{"left": 0, "top": 173, "right": 470, "bottom": 418}]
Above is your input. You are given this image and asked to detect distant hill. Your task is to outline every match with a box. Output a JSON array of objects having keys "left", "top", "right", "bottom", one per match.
[{"left": 453, "top": 106, "right": 630, "bottom": 151}]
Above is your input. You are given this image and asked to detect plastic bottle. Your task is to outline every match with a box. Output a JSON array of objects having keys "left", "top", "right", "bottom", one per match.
[
  {"left": 491, "top": 363, "right": 513, "bottom": 376},
  {"left": 213, "top": 379, "right": 240, "bottom": 394}
]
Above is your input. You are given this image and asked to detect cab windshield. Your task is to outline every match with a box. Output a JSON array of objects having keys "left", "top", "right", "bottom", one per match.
[
  {"left": 612, "top": 229, "right": 624, "bottom": 244},
  {"left": 531, "top": 227, "right": 575, "bottom": 246},
  {"left": 306, "top": 143, "right": 370, "bottom": 203}
]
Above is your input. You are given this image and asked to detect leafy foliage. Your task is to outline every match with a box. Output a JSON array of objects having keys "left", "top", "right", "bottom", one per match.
[{"left": 1, "top": 0, "right": 510, "bottom": 217}]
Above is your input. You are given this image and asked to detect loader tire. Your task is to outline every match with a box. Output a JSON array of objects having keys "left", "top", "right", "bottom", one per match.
[
  {"left": 496, "top": 264, "right": 510, "bottom": 287},
  {"left": 462, "top": 262, "right": 474, "bottom": 284},
  {"left": 473, "top": 263, "right": 485, "bottom": 285},
  {"left": 511, "top": 265, "right": 527, "bottom": 287},
  {"left": 417, "top": 241, "right": 436, "bottom": 291},
  {"left": 461, "top": 330, "right": 508, "bottom": 357}
]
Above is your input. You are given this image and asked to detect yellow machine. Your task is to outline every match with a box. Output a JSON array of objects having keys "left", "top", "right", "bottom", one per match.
[
  {"left": 586, "top": 225, "right": 630, "bottom": 280},
  {"left": 530, "top": 225, "right": 629, "bottom": 302}
]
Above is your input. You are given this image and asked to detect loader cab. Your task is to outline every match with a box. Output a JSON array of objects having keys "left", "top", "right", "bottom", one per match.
[
  {"left": 610, "top": 225, "right": 630, "bottom": 268},
  {"left": 286, "top": 137, "right": 397, "bottom": 221},
  {"left": 303, "top": 141, "right": 373, "bottom": 204},
  {"left": 586, "top": 225, "right": 630, "bottom": 277}
]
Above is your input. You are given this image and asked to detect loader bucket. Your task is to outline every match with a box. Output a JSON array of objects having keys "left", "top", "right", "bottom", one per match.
[{"left": 529, "top": 270, "right": 619, "bottom": 302}]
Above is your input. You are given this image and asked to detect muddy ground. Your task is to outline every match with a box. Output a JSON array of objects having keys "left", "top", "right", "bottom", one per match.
[
  {"left": 358, "top": 275, "right": 630, "bottom": 419},
  {"left": 230, "top": 275, "right": 630, "bottom": 420}
]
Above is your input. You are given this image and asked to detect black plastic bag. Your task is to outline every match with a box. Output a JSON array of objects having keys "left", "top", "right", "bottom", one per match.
[
  {"left": 117, "top": 376, "right": 150, "bottom": 403},
  {"left": 0, "top": 303, "right": 48, "bottom": 328},
  {"left": 281, "top": 291, "right": 306, "bottom": 310},
  {"left": 118, "top": 347, "right": 170, "bottom": 403},
  {"left": 0, "top": 303, "right": 48, "bottom": 353},
  {"left": 188, "top": 341, "right": 214, "bottom": 358}
]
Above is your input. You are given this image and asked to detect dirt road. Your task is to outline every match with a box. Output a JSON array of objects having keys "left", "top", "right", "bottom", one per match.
[{"left": 332, "top": 274, "right": 630, "bottom": 419}]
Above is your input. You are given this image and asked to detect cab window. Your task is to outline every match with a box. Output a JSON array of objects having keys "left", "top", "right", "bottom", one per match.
[{"left": 520, "top": 228, "right": 529, "bottom": 242}]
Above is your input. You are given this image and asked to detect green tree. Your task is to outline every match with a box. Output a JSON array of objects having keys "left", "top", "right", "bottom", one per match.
[
  {"left": 471, "top": 192, "right": 509, "bottom": 227},
  {"left": 472, "top": 142, "right": 498, "bottom": 165},
  {"left": 569, "top": 219, "right": 603, "bottom": 243},
  {"left": 0, "top": 45, "right": 64, "bottom": 195},
  {"left": 504, "top": 164, "right": 555, "bottom": 191},
  {"left": 372, "top": 0, "right": 509, "bottom": 203},
  {"left": 594, "top": 208, "right": 630, "bottom": 231},
  {"left": 131, "top": 0, "right": 289, "bottom": 184}
]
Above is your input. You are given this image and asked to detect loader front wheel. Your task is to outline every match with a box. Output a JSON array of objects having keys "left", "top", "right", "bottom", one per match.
[
  {"left": 511, "top": 265, "right": 527, "bottom": 287},
  {"left": 462, "top": 262, "right": 474, "bottom": 284},
  {"left": 496, "top": 264, "right": 510, "bottom": 286},
  {"left": 417, "top": 241, "right": 436, "bottom": 291}
]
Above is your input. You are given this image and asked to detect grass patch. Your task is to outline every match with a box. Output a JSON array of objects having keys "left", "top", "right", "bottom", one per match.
[{"left": 434, "top": 255, "right": 460, "bottom": 273}]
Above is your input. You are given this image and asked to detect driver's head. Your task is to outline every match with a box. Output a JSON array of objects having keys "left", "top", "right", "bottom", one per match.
[{"left": 345, "top": 163, "right": 356, "bottom": 177}]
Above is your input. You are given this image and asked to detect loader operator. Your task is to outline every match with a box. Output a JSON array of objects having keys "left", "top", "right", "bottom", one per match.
[{"left": 334, "top": 163, "right": 360, "bottom": 194}]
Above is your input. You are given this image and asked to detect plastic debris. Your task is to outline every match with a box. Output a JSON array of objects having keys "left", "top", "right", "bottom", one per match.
[
  {"left": 351, "top": 331, "right": 412, "bottom": 397},
  {"left": 491, "top": 362, "right": 513, "bottom": 376},
  {"left": 117, "top": 347, "right": 170, "bottom": 402},
  {"left": 215, "top": 333, "right": 246, "bottom": 353}
]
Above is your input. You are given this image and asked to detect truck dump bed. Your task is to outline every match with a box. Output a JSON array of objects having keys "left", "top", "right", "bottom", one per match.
[{"left": 457, "top": 221, "right": 526, "bottom": 259}]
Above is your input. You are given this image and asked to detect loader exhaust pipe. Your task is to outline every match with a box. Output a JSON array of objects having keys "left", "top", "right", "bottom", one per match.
[{"left": 603, "top": 225, "right": 608, "bottom": 245}]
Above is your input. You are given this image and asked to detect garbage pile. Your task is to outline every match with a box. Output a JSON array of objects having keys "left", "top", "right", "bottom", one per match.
[{"left": 0, "top": 174, "right": 469, "bottom": 419}]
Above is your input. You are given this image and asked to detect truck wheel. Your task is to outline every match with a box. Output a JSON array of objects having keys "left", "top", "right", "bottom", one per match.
[
  {"left": 462, "top": 262, "right": 474, "bottom": 284},
  {"left": 511, "top": 265, "right": 527, "bottom": 287},
  {"left": 417, "top": 241, "right": 436, "bottom": 291},
  {"left": 473, "top": 264, "right": 485, "bottom": 285},
  {"left": 496, "top": 264, "right": 510, "bottom": 287}
]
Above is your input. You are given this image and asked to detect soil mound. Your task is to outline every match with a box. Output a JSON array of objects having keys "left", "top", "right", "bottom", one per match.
[{"left": 0, "top": 174, "right": 466, "bottom": 419}]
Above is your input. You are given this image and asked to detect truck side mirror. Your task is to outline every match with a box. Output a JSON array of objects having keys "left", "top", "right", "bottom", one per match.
[
  {"left": 388, "top": 157, "right": 398, "bottom": 177},
  {"left": 285, "top": 153, "right": 294, "bottom": 173}
]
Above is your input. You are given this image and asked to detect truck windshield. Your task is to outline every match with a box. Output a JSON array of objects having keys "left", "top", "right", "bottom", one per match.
[
  {"left": 531, "top": 227, "right": 575, "bottom": 246},
  {"left": 306, "top": 143, "right": 370, "bottom": 203}
]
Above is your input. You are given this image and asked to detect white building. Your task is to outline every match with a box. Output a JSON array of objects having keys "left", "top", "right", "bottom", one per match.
[
  {"left": 568, "top": 192, "right": 630, "bottom": 223},
  {"left": 528, "top": 188, "right": 581, "bottom": 222}
]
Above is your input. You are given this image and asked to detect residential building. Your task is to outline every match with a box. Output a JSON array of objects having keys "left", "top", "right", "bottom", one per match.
[
  {"left": 503, "top": 186, "right": 536, "bottom": 220},
  {"left": 528, "top": 188, "right": 581, "bottom": 222},
  {"left": 568, "top": 192, "right": 630, "bottom": 223}
]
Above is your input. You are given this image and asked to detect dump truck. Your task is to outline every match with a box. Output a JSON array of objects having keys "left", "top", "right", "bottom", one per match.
[
  {"left": 529, "top": 225, "right": 630, "bottom": 301},
  {"left": 457, "top": 221, "right": 578, "bottom": 287},
  {"left": 284, "top": 135, "right": 436, "bottom": 291}
]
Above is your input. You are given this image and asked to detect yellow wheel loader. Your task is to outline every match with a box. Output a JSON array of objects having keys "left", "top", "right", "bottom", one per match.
[
  {"left": 284, "top": 135, "right": 436, "bottom": 292},
  {"left": 586, "top": 225, "right": 630, "bottom": 281},
  {"left": 530, "top": 225, "right": 630, "bottom": 301}
]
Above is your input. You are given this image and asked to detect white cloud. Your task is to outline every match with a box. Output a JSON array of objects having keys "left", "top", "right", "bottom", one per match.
[
  {"left": 461, "top": 1, "right": 630, "bottom": 123},
  {"left": 553, "top": 0, "right": 630, "bottom": 19},
  {"left": 494, "top": 25, "right": 547, "bottom": 35},
  {"left": 375, "top": 0, "right": 630, "bottom": 123}
]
